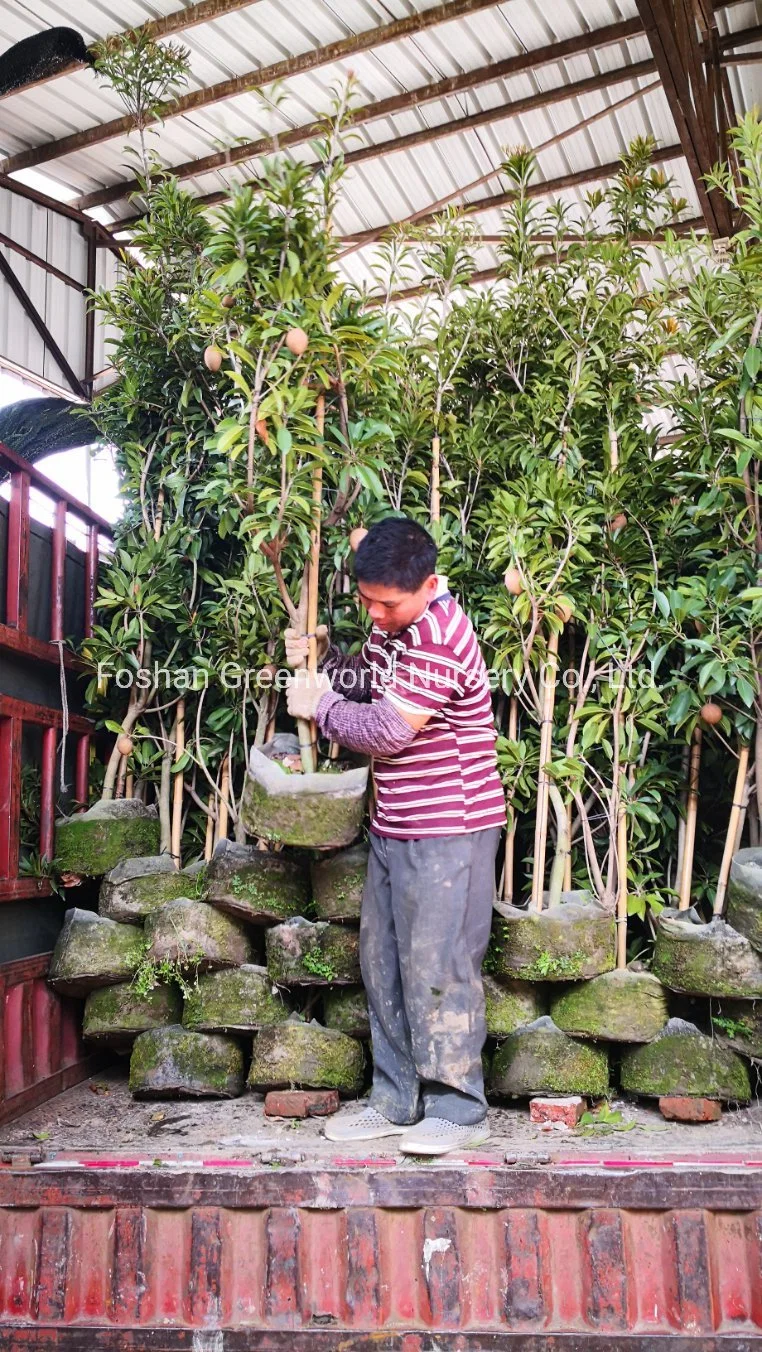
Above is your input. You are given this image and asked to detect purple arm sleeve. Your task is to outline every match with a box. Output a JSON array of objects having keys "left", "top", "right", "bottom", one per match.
[
  {"left": 320, "top": 643, "right": 371, "bottom": 703},
  {"left": 315, "top": 691, "right": 417, "bottom": 757}
]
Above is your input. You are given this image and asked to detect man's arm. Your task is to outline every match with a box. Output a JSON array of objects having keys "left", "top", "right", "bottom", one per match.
[
  {"left": 320, "top": 642, "right": 372, "bottom": 704},
  {"left": 315, "top": 690, "right": 429, "bottom": 757}
]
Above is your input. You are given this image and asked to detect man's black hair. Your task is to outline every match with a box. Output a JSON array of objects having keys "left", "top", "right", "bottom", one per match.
[{"left": 354, "top": 517, "right": 437, "bottom": 592}]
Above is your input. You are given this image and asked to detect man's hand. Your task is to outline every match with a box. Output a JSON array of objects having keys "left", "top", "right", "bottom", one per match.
[
  {"left": 286, "top": 669, "right": 333, "bottom": 721},
  {"left": 284, "top": 624, "right": 329, "bottom": 668}
]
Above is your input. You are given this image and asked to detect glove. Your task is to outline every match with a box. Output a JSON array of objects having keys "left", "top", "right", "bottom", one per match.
[
  {"left": 284, "top": 624, "right": 329, "bottom": 668},
  {"left": 286, "top": 669, "right": 333, "bottom": 721}
]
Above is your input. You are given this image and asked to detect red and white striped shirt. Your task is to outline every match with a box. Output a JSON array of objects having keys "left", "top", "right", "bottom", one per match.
[{"left": 336, "top": 591, "right": 506, "bottom": 839}]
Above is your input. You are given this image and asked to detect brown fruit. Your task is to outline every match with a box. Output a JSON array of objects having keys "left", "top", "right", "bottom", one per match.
[
  {"left": 221, "top": 294, "right": 235, "bottom": 309},
  {"left": 694, "top": 619, "right": 706, "bottom": 635},
  {"left": 255, "top": 418, "right": 270, "bottom": 446},
  {"left": 609, "top": 512, "right": 628, "bottom": 532},
  {"left": 700, "top": 702, "right": 723, "bottom": 726},
  {"left": 556, "top": 602, "right": 573, "bottom": 624},
  {"left": 349, "top": 527, "right": 368, "bottom": 552},
  {"left": 285, "top": 327, "right": 309, "bottom": 357},
  {"left": 504, "top": 567, "right": 523, "bottom": 595},
  {"left": 117, "top": 734, "right": 134, "bottom": 757},
  {"left": 204, "top": 345, "right": 223, "bottom": 372}
]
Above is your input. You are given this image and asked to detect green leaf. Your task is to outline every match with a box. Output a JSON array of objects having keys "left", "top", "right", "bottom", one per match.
[{"left": 743, "top": 345, "right": 761, "bottom": 381}]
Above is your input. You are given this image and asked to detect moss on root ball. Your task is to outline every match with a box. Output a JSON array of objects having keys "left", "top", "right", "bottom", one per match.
[
  {"left": 620, "top": 1018, "right": 751, "bottom": 1102},
  {"left": 652, "top": 908, "right": 762, "bottom": 998},
  {"left": 129, "top": 1024, "right": 246, "bottom": 1099},
  {"left": 550, "top": 969, "right": 669, "bottom": 1043},
  {"left": 323, "top": 985, "right": 370, "bottom": 1039},
  {"left": 182, "top": 964, "right": 291, "bottom": 1033},
  {"left": 266, "top": 917, "right": 361, "bottom": 986},
  {"left": 99, "top": 855, "right": 203, "bottom": 923},
  {"left": 248, "top": 1018, "right": 364, "bottom": 1095},
  {"left": 483, "top": 974, "right": 546, "bottom": 1037},
  {"left": 487, "top": 897, "right": 615, "bottom": 983},
  {"left": 204, "top": 840, "right": 310, "bottom": 924},
  {"left": 489, "top": 1016, "right": 609, "bottom": 1099},
  {"left": 144, "top": 898, "right": 252, "bottom": 971},
  {"left": 83, "top": 979, "right": 182, "bottom": 1045},
  {"left": 56, "top": 800, "right": 160, "bottom": 877},
  {"left": 727, "top": 848, "right": 762, "bottom": 953},
  {"left": 311, "top": 844, "right": 368, "bottom": 922},
  {"left": 48, "top": 908, "right": 146, "bottom": 997}
]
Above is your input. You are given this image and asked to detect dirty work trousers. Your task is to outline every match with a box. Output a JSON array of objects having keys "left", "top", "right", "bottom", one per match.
[{"left": 360, "top": 827, "right": 501, "bottom": 1126}]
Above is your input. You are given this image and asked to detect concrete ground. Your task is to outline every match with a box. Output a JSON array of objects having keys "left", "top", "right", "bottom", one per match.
[{"left": 2, "top": 1063, "right": 761, "bottom": 1165}]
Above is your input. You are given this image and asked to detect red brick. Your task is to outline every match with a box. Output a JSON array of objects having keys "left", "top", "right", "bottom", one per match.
[
  {"left": 529, "top": 1096, "right": 586, "bottom": 1126},
  {"left": 264, "top": 1089, "right": 340, "bottom": 1119},
  {"left": 658, "top": 1096, "right": 721, "bottom": 1123}
]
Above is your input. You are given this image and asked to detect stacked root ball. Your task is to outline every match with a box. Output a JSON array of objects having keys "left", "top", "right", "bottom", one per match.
[{"left": 49, "top": 802, "right": 370, "bottom": 1101}]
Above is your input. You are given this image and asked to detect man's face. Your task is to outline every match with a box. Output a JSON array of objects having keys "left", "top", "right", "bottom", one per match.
[{"left": 357, "top": 575, "right": 438, "bottom": 634}]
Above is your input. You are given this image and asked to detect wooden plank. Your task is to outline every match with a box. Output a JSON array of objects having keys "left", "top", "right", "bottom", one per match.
[
  {"left": 77, "top": 17, "right": 647, "bottom": 210},
  {"left": 0, "top": 0, "right": 505, "bottom": 175},
  {"left": 0, "top": 717, "right": 22, "bottom": 881},
  {"left": 0, "top": 623, "right": 86, "bottom": 672}
]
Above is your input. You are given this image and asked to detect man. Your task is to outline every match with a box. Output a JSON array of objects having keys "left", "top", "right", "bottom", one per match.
[{"left": 285, "top": 517, "right": 505, "bottom": 1155}]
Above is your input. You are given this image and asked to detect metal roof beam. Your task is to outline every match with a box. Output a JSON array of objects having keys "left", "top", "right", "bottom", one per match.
[
  {"left": 0, "top": 251, "right": 87, "bottom": 397},
  {"left": 0, "top": 0, "right": 266, "bottom": 105},
  {"left": 75, "top": 16, "right": 647, "bottom": 210},
  {"left": 635, "top": 0, "right": 733, "bottom": 236},
  {"left": 0, "top": 0, "right": 506, "bottom": 176}
]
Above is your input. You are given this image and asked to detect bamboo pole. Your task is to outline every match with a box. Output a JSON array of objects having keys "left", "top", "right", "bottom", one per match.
[
  {"left": 734, "top": 768, "right": 753, "bottom": 852},
  {"left": 170, "top": 697, "right": 185, "bottom": 868},
  {"left": 675, "top": 741, "right": 690, "bottom": 895},
  {"left": 713, "top": 743, "right": 750, "bottom": 916},
  {"left": 296, "top": 392, "right": 326, "bottom": 774},
  {"left": 616, "top": 715, "right": 628, "bottom": 969},
  {"left": 678, "top": 725, "right": 703, "bottom": 910},
  {"left": 503, "top": 694, "right": 518, "bottom": 902},
  {"left": 125, "top": 771, "right": 134, "bottom": 800},
  {"left": 531, "top": 630, "right": 560, "bottom": 911},
  {"left": 204, "top": 792, "right": 215, "bottom": 861},
  {"left": 215, "top": 755, "right": 230, "bottom": 848}
]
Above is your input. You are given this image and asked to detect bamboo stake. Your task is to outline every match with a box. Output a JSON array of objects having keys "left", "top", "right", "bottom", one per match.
[
  {"left": 616, "top": 715, "right": 628, "bottom": 969},
  {"left": 125, "top": 771, "right": 134, "bottom": 800},
  {"left": 204, "top": 792, "right": 215, "bottom": 861},
  {"left": 296, "top": 392, "right": 326, "bottom": 774},
  {"left": 170, "top": 697, "right": 185, "bottom": 868},
  {"left": 734, "top": 769, "right": 753, "bottom": 853},
  {"left": 678, "top": 725, "right": 703, "bottom": 910},
  {"left": 503, "top": 694, "right": 518, "bottom": 902},
  {"left": 563, "top": 803, "right": 573, "bottom": 892},
  {"left": 713, "top": 743, "right": 750, "bottom": 916},
  {"left": 531, "top": 630, "right": 560, "bottom": 911},
  {"left": 675, "top": 741, "right": 690, "bottom": 895},
  {"left": 431, "top": 434, "right": 441, "bottom": 523},
  {"left": 215, "top": 754, "right": 230, "bottom": 848}
]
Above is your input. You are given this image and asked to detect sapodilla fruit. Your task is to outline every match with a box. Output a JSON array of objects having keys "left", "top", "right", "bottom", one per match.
[
  {"left": 349, "top": 527, "right": 368, "bottom": 552},
  {"left": 204, "top": 345, "right": 223, "bottom": 372},
  {"left": 117, "top": 734, "right": 134, "bottom": 756},
  {"left": 557, "top": 601, "right": 573, "bottom": 623},
  {"left": 221, "top": 294, "right": 235, "bottom": 309},
  {"left": 700, "top": 702, "right": 723, "bottom": 726},
  {"left": 504, "top": 568, "right": 523, "bottom": 595},
  {"left": 609, "top": 512, "right": 628, "bottom": 532},
  {"left": 285, "top": 327, "right": 309, "bottom": 357}
]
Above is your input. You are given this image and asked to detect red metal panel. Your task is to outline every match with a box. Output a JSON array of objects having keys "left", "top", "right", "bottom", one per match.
[
  {"left": 50, "top": 500, "right": 67, "bottom": 645},
  {"left": 5, "top": 468, "right": 30, "bottom": 632},
  {"left": 0, "top": 716, "right": 22, "bottom": 880},
  {"left": 0, "top": 956, "right": 107, "bottom": 1125},
  {"left": 39, "top": 725, "right": 57, "bottom": 861},
  {"left": 0, "top": 1166, "right": 759, "bottom": 1344}
]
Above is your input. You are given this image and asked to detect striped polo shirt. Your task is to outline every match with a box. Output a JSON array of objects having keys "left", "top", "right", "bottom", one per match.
[{"left": 361, "top": 589, "right": 506, "bottom": 839}]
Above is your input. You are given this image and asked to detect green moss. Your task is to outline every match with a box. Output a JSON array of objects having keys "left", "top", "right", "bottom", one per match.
[
  {"left": 83, "top": 980, "right": 181, "bottom": 1043},
  {"left": 550, "top": 970, "right": 669, "bottom": 1043},
  {"left": 488, "top": 903, "right": 615, "bottom": 983},
  {"left": 710, "top": 999, "right": 762, "bottom": 1058},
  {"left": 652, "top": 910, "right": 762, "bottom": 998},
  {"left": 205, "top": 843, "right": 310, "bottom": 924},
  {"left": 56, "top": 806, "right": 160, "bottom": 876},
  {"left": 490, "top": 1016, "right": 609, "bottom": 1098},
  {"left": 145, "top": 898, "right": 252, "bottom": 971},
  {"left": 311, "top": 845, "right": 368, "bottom": 922},
  {"left": 182, "top": 965, "right": 291, "bottom": 1033},
  {"left": 241, "top": 775, "right": 366, "bottom": 850},
  {"left": 266, "top": 919, "right": 361, "bottom": 987},
  {"left": 727, "top": 849, "right": 762, "bottom": 952},
  {"left": 620, "top": 1018, "right": 751, "bottom": 1102},
  {"left": 248, "top": 1019, "right": 364, "bottom": 1094},
  {"left": 129, "top": 1024, "right": 245, "bottom": 1098},
  {"left": 323, "top": 986, "right": 370, "bottom": 1039},
  {"left": 483, "top": 974, "right": 546, "bottom": 1037},
  {"left": 48, "top": 908, "right": 146, "bottom": 997},
  {"left": 100, "top": 859, "right": 200, "bottom": 922}
]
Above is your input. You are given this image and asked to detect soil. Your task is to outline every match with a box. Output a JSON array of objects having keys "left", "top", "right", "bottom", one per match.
[{"left": 2, "top": 1062, "right": 761, "bottom": 1165}]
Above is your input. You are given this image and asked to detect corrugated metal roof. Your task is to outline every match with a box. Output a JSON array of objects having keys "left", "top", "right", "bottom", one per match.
[{"left": 0, "top": 0, "right": 759, "bottom": 372}]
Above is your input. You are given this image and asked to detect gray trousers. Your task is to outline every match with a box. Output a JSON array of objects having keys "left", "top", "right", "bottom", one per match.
[{"left": 360, "top": 827, "right": 501, "bottom": 1126}]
